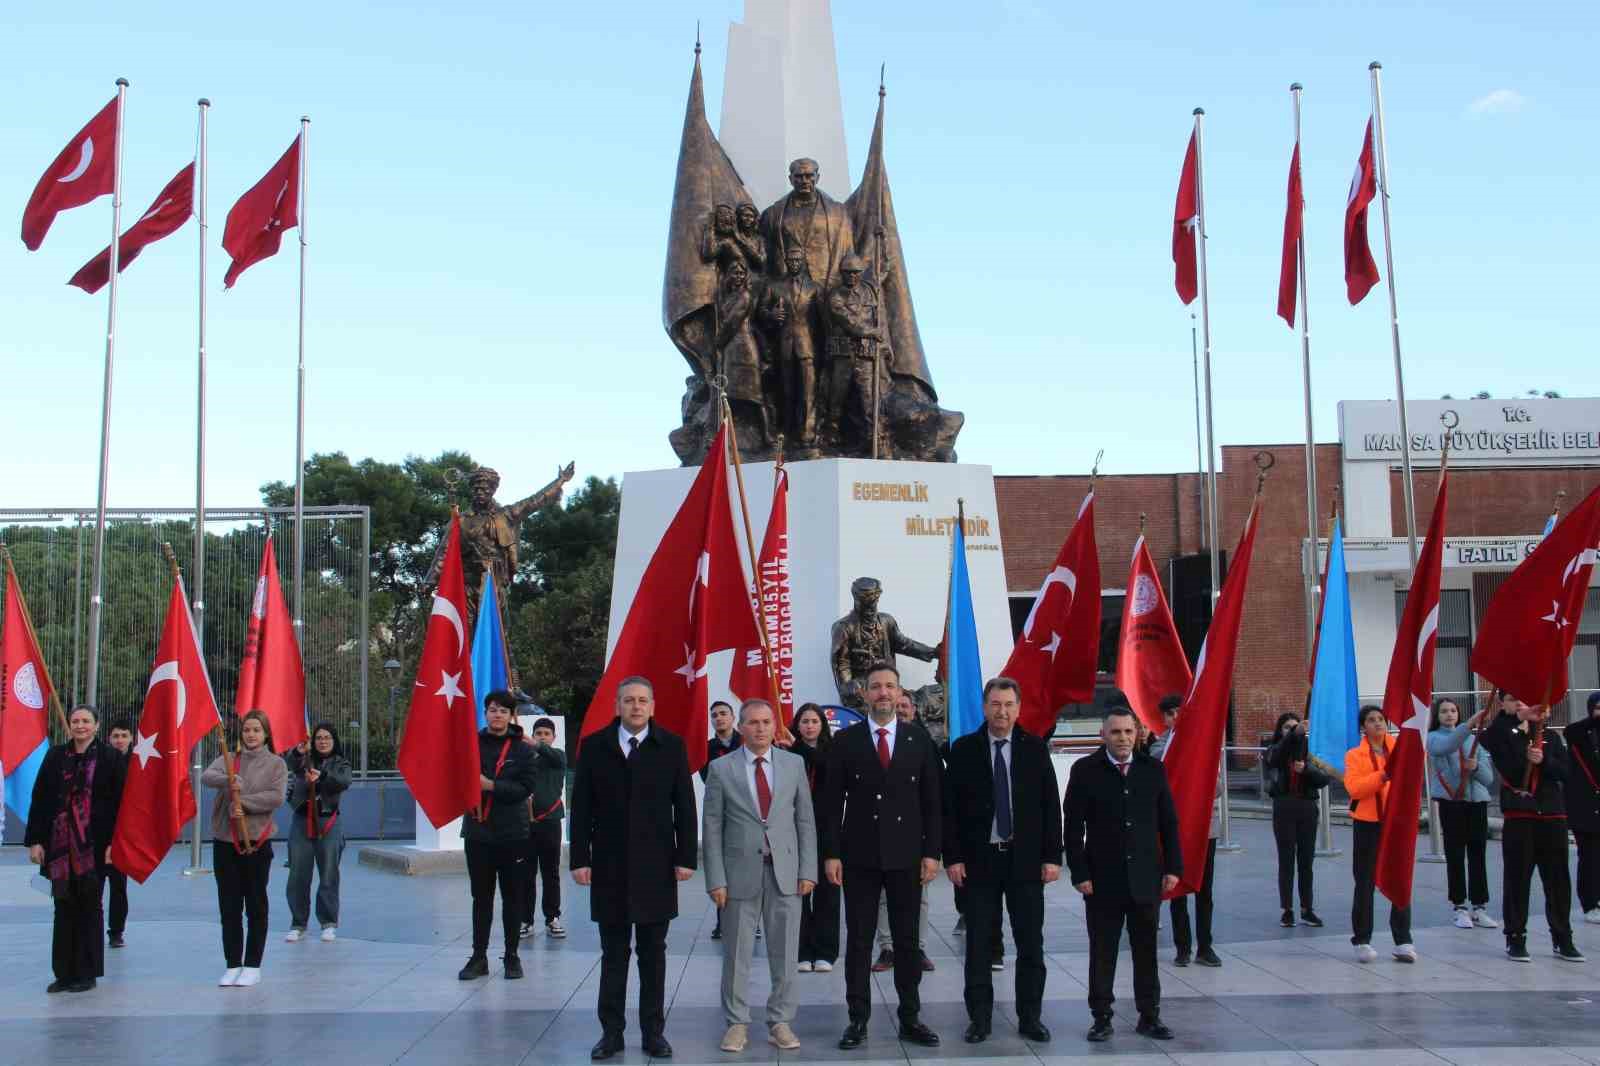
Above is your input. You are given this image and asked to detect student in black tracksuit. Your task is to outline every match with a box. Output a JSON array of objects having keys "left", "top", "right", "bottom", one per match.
[
  {"left": 520, "top": 716, "right": 567, "bottom": 940},
  {"left": 1477, "top": 693, "right": 1584, "bottom": 962},
  {"left": 458, "top": 691, "right": 539, "bottom": 981},
  {"left": 1263, "top": 712, "right": 1330, "bottom": 927},
  {"left": 1563, "top": 692, "right": 1600, "bottom": 924}
]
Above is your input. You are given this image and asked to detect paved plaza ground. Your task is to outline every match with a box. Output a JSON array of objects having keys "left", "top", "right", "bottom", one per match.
[{"left": 4, "top": 817, "right": 1600, "bottom": 1065}]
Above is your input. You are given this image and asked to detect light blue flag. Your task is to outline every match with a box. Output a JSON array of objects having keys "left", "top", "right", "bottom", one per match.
[
  {"left": 469, "top": 576, "right": 510, "bottom": 731},
  {"left": 1542, "top": 511, "right": 1557, "bottom": 537},
  {"left": 944, "top": 515, "right": 986, "bottom": 740},
  {"left": 1308, "top": 518, "right": 1360, "bottom": 768},
  {"left": 3, "top": 739, "right": 48, "bottom": 826}
]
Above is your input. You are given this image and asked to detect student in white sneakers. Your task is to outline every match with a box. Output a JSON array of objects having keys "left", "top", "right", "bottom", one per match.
[
  {"left": 283, "top": 722, "right": 352, "bottom": 944},
  {"left": 1343, "top": 706, "right": 1415, "bottom": 964},
  {"left": 1426, "top": 698, "right": 1498, "bottom": 931}
]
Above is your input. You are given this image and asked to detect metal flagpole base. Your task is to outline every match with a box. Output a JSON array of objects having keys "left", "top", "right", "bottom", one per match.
[
  {"left": 1215, "top": 841, "right": 1242, "bottom": 853},
  {"left": 182, "top": 866, "right": 214, "bottom": 876},
  {"left": 1314, "top": 789, "right": 1343, "bottom": 857},
  {"left": 1419, "top": 798, "right": 1447, "bottom": 863}
]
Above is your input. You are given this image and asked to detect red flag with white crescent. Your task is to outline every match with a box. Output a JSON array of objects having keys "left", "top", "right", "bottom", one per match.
[
  {"left": 1173, "top": 130, "right": 1199, "bottom": 305},
  {"left": 1278, "top": 142, "right": 1303, "bottom": 326},
  {"left": 1344, "top": 119, "right": 1381, "bottom": 305},
  {"left": 21, "top": 96, "right": 118, "bottom": 251},
  {"left": 223, "top": 135, "right": 300, "bottom": 288},
  {"left": 1375, "top": 470, "right": 1449, "bottom": 908},
  {"left": 109, "top": 576, "right": 222, "bottom": 882},
  {"left": 69, "top": 162, "right": 194, "bottom": 293},
  {"left": 729, "top": 465, "right": 794, "bottom": 740},
  {"left": 397, "top": 514, "right": 480, "bottom": 829},
  {"left": 1003, "top": 488, "right": 1101, "bottom": 736}
]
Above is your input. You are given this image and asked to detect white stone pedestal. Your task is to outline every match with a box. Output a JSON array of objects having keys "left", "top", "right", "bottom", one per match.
[{"left": 610, "top": 458, "right": 1013, "bottom": 715}]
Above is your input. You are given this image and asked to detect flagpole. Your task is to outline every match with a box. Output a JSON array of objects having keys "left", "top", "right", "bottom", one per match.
[
  {"left": 187, "top": 98, "right": 212, "bottom": 877},
  {"left": 1369, "top": 63, "right": 1419, "bottom": 569},
  {"left": 83, "top": 77, "right": 128, "bottom": 710},
  {"left": 1291, "top": 84, "right": 1321, "bottom": 667},
  {"left": 1315, "top": 490, "right": 1343, "bottom": 857},
  {"left": 720, "top": 398, "right": 788, "bottom": 739},
  {"left": 293, "top": 116, "right": 309, "bottom": 647},
  {"left": 1190, "top": 312, "right": 1205, "bottom": 549}
]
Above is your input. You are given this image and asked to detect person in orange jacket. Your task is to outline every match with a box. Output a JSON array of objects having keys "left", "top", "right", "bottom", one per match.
[{"left": 1343, "top": 705, "right": 1415, "bottom": 965}]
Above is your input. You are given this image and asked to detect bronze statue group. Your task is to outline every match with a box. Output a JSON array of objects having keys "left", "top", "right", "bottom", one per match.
[{"left": 23, "top": 678, "right": 1600, "bottom": 1053}]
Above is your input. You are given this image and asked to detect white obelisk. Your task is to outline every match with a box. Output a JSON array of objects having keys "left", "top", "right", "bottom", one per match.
[{"left": 720, "top": 0, "right": 850, "bottom": 207}]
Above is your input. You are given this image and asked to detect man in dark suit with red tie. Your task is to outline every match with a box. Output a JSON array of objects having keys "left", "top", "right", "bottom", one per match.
[
  {"left": 820, "top": 662, "right": 943, "bottom": 1050},
  {"left": 1063, "top": 704, "right": 1182, "bottom": 1043}
]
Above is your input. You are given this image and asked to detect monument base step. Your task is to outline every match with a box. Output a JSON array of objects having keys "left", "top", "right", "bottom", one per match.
[{"left": 358, "top": 844, "right": 467, "bottom": 876}]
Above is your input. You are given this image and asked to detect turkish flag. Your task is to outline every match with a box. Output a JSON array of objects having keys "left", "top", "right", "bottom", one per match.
[
  {"left": 397, "top": 514, "right": 480, "bottom": 829},
  {"left": 2, "top": 563, "right": 55, "bottom": 775},
  {"left": 1278, "top": 143, "right": 1303, "bottom": 326},
  {"left": 729, "top": 465, "right": 795, "bottom": 740},
  {"left": 1161, "top": 499, "right": 1262, "bottom": 898},
  {"left": 109, "top": 576, "right": 222, "bottom": 883},
  {"left": 1374, "top": 470, "right": 1449, "bottom": 908},
  {"left": 21, "top": 96, "right": 118, "bottom": 251},
  {"left": 1003, "top": 488, "right": 1101, "bottom": 736},
  {"left": 223, "top": 135, "right": 300, "bottom": 288},
  {"left": 234, "top": 535, "right": 306, "bottom": 752},
  {"left": 580, "top": 424, "right": 759, "bottom": 774},
  {"left": 1115, "top": 535, "right": 1191, "bottom": 735},
  {"left": 68, "top": 163, "right": 194, "bottom": 294},
  {"left": 1173, "top": 130, "right": 1199, "bottom": 305},
  {"left": 1344, "top": 119, "right": 1381, "bottom": 305},
  {"left": 1473, "top": 484, "right": 1600, "bottom": 707}
]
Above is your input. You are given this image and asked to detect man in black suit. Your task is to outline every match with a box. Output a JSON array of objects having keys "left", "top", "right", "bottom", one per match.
[
  {"left": 1063, "top": 705, "right": 1181, "bottom": 1043},
  {"left": 943, "top": 677, "right": 1061, "bottom": 1044},
  {"left": 820, "top": 662, "right": 943, "bottom": 1050},
  {"left": 571, "top": 677, "right": 699, "bottom": 1060}
]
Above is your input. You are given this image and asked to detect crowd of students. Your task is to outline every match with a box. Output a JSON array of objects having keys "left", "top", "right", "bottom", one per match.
[{"left": 21, "top": 683, "right": 1600, "bottom": 1045}]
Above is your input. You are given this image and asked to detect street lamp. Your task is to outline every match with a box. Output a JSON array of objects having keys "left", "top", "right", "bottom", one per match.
[{"left": 384, "top": 659, "right": 402, "bottom": 771}]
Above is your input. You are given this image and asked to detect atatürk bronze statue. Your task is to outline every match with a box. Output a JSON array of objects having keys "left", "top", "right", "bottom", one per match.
[
  {"left": 662, "top": 50, "right": 962, "bottom": 466},
  {"left": 427, "top": 463, "right": 576, "bottom": 631},
  {"left": 829, "top": 576, "right": 941, "bottom": 711}
]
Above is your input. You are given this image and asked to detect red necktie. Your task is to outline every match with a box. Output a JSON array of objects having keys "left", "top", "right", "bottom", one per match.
[
  {"left": 1117, "top": 761, "right": 1129, "bottom": 776},
  {"left": 754, "top": 756, "right": 772, "bottom": 821},
  {"left": 876, "top": 728, "right": 891, "bottom": 770}
]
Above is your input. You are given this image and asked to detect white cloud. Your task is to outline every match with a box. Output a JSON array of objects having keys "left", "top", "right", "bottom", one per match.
[{"left": 1467, "top": 89, "right": 1528, "bottom": 116}]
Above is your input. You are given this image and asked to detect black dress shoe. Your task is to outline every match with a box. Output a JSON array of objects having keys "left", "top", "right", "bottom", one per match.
[
  {"left": 643, "top": 1034, "right": 672, "bottom": 1057},
  {"left": 457, "top": 954, "right": 489, "bottom": 981},
  {"left": 963, "top": 1021, "right": 990, "bottom": 1043},
  {"left": 1087, "top": 1017, "right": 1114, "bottom": 1042},
  {"left": 108, "top": 932, "right": 125, "bottom": 948},
  {"left": 872, "top": 947, "right": 894, "bottom": 972},
  {"left": 1135, "top": 1016, "right": 1174, "bottom": 1040},
  {"left": 590, "top": 1033, "right": 624, "bottom": 1061},
  {"left": 711, "top": 924, "right": 722, "bottom": 940},
  {"left": 838, "top": 1022, "right": 868, "bottom": 1049},
  {"left": 898, "top": 1020, "right": 940, "bottom": 1047},
  {"left": 46, "top": 980, "right": 68, "bottom": 994},
  {"left": 502, "top": 954, "right": 523, "bottom": 980},
  {"left": 1018, "top": 1019, "right": 1052, "bottom": 1043},
  {"left": 1195, "top": 947, "right": 1222, "bottom": 967},
  {"left": 66, "top": 979, "right": 96, "bottom": 993},
  {"left": 1174, "top": 948, "right": 1191, "bottom": 967}
]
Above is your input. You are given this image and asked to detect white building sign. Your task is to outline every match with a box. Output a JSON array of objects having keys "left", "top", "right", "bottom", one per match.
[{"left": 1340, "top": 398, "right": 1600, "bottom": 467}]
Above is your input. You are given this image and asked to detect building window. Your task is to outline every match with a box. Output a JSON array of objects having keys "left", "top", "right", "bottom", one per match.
[
  {"left": 1570, "top": 588, "right": 1600, "bottom": 724},
  {"left": 1396, "top": 588, "right": 1473, "bottom": 702}
]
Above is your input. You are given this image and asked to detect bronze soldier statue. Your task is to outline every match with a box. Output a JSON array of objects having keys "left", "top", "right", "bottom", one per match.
[
  {"left": 829, "top": 576, "right": 941, "bottom": 710},
  {"left": 428, "top": 463, "right": 576, "bottom": 628},
  {"left": 760, "top": 245, "right": 823, "bottom": 452},
  {"left": 826, "top": 253, "right": 887, "bottom": 454}
]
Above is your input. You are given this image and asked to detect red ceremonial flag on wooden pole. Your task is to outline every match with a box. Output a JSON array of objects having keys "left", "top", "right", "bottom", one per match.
[
  {"left": 235, "top": 534, "right": 306, "bottom": 752},
  {"left": 1003, "top": 484, "right": 1101, "bottom": 736},
  {"left": 1115, "top": 528, "right": 1191, "bottom": 736},
  {"left": 1161, "top": 486, "right": 1265, "bottom": 899},
  {"left": 729, "top": 464, "right": 794, "bottom": 728},
  {"left": 397, "top": 513, "right": 481, "bottom": 829}
]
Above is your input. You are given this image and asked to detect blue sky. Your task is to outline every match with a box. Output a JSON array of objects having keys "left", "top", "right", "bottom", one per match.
[{"left": 2, "top": 1, "right": 1593, "bottom": 511}]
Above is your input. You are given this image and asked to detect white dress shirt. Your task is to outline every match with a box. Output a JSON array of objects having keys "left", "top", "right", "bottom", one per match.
[
  {"left": 988, "top": 729, "right": 1014, "bottom": 843},
  {"left": 618, "top": 722, "right": 650, "bottom": 755}
]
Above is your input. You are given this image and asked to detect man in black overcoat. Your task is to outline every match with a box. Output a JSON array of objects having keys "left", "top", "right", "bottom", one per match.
[
  {"left": 943, "top": 676, "right": 1061, "bottom": 1044},
  {"left": 570, "top": 677, "right": 698, "bottom": 1060},
  {"left": 820, "top": 662, "right": 943, "bottom": 1050},
  {"left": 1063, "top": 705, "right": 1181, "bottom": 1043}
]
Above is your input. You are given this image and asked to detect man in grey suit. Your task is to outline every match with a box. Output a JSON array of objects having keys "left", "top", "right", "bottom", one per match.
[{"left": 704, "top": 698, "right": 818, "bottom": 1052}]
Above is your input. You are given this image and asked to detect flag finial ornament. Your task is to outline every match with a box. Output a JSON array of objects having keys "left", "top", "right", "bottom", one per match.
[
  {"left": 1193, "top": 107, "right": 1204, "bottom": 116},
  {"left": 116, "top": 77, "right": 129, "bottom": 87},
  {"left": 1290, "top": 82, "right": 1303, "bottom": 92},
  {"left": 1254, "top": 450, "right": 1275, "bottom": 494},
  {"left": 198, "top": 97, "right": 210, "bottom": 107},
  {"left": 1369, "top": 60, "right": 1383, "bottom": 70}
]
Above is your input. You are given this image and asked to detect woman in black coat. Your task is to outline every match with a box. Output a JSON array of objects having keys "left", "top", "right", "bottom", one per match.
[
  {"left": 787, "top": 702, "right": 839, "bottom": 971},
  {"left": 1263, "top": 712, "right": 1330, "bottom": 928},
  {"left": 25, "top": 705, "right": 126, "bottom": 994}
]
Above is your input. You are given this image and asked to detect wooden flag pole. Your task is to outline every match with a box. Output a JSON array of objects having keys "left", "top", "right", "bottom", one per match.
[
  {"left": 719, "top": 399, "right": 788, "bottom": 739},
  {"left": 0, "top": 545, "right": 72, "bottom": 737}
]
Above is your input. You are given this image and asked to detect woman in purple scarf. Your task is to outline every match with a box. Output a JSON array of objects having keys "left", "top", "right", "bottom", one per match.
[{"left": 25, "top": 705, "right": 126, "bottom": 994}]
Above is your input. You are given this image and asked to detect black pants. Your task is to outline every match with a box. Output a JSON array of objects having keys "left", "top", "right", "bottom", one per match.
[
  {"left": 1085, "top": 896, "right": 1159, "bottom": 1021},
  {"left": 1170, "top": 838, "right": 1215, "bottom": 952},
  {"left": 1437, "top": 800, "right": 1490, "bottom": 908},
  {"left": 962, "top": 855, "right": 1046, "bottom": 1026},
  {"left": 522, "top": 820, "right": 562, "bottom": 923},
  {"left": 103, "top": 866, "right": 128, "bottom": 936},
  {"left": 597, "top": 920, "right": 668, "bottom": 1038},
  {"left": 843, "top": 865, "right": 923, "bottom": 1024},
  {"left": 798, "top": 876, "right": 840, "bottom": 964},
  {"left": 52, "top": 872, "right": 105, "bottom": 983},
  {"left": 1575, "top": 830, "right": 1600, "bottom": 915},
  {"left": 465, "top": 839, "right": 525, "bottom": 956},
  {"left": 1501, "top": 818, "right": 1573, "bottom": 940},
  {"left": 1350, "top": 821, "right": 1410, "bottom": 945},
  {"left": 214, "top": 840, "right": 273, "bottom": 968},
  {"left": 1272, "top": 796, "right": 1318, "bottom": 911}
]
